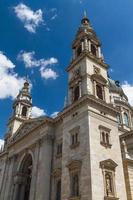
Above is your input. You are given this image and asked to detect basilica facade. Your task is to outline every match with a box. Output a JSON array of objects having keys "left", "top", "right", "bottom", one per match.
[{"left": 0, "top": 14, "right": 133, "bottom": 200}]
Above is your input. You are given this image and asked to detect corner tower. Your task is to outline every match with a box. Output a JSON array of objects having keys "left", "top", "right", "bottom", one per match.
[
  {"left": 7, "top": 80, "right": 32, "bottom": 136},
  {"left": 61, "top": 13, "right": 127, "bottom": 200},
  {"left": 67, "top": 13, "right": 110, "bottom": 105}
]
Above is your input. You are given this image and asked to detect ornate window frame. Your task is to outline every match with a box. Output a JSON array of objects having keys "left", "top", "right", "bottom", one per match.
[
  {"left": 100, "top": 159, "right": 119, "bottom": 200},
  {"left": 52, "top": 168, "right": 62, "bottom": 200},
  {"left": 69, "top": 126, "right": 80, "bottom": 149},
  {"left": 67, "top": 160, "right": 82, "bottom": 200},
  {"left": 91, "top": 73, "right": 107, "bottom": 101},
  {"left": 99, "top": 125, "right": 112, "bottom": 148},
  {"left": 123, "top": 112, "right": 129, "bottom": 127}
]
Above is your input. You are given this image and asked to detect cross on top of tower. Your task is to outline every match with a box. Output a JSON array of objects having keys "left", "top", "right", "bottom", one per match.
[
  {"left": 84, "top": 10, "right": 87, "bottom": 18},
  {"left": 81, "top": 10, "right": 90, "bottom": 26}
]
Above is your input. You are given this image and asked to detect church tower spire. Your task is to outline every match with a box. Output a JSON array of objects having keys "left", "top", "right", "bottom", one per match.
[
  {"left": 72, "top": 12, "right": 103, "bottom": 61},
  {"left": 7, "top": 80, "right": 32, "bottom": 136},
  {"left": 67, "top": 13, "right": 109, "bottom": 105}
]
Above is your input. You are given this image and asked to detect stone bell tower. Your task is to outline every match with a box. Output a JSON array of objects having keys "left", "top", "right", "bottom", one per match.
[
  {"left": 67, "top": 12, "right": 110, "bottom": 105},
  {"left": 61, "top": 13, "right": 127, "bottom": 200},
  {"left": 7, "top": 80, "right": 32, "bottom": 135}
]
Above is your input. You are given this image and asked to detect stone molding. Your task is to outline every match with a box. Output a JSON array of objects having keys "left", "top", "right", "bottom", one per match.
[
  {"left": 104, "top": 197, "right": 119, "bottom": 200},
  {"left": 67, "top": 160, "right": 82, "bottom": 172},
  {"left": 100, "top": 159, "right": 118, "bottom": 171},
  {"left": 66, "top": 51, "right": 108, "bottom": 72},
  {"left": 68, "top": 196, "right": 81, "bottom": 200},
  {"left": 99, "top": 125, "right": 111, "bottom": 132}
]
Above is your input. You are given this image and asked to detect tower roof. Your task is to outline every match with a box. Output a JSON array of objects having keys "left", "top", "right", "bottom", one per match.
[
  {"left": 13, "top": 80, "right": 32, "bottom": 108},
  {"left": 81, "top": 11, "right": 91, "bottom": 27},
  {"left": 72, "top": 12, "right": 101, "bottom": 48}
]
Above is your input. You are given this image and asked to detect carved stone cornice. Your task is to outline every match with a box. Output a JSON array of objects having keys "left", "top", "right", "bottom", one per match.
[
  {"left": 52, "top": 168, "right": 62, "bottom": 177},
  {"left": 100, "top": 159, "right": 118, "bottom": 171},
  {"left": 67, "top": 160, "right": 82, "bottom": 172},
  {"left": 91, "top": 74, "right": 107, "bottom": 85},
  {"left": 60, "top": 94, "right": 119, "bottom": 119},
  {"left": 99, "top": 125, "right": 111, "bottom": 132},
  {"left": 104, "top": 197, "right": 119, "bottom": 200},
  {"left": 66, "top": 52, "right": 108, "bottom": 72}
]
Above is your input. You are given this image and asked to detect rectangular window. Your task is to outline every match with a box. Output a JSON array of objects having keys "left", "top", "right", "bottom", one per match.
[
  {"left": 56, "top": 179, "right": 61, "bottom": 200},
  {"left": 69, "top": 126, "right": 80, "bottom": 149},
  {"left": 67, "top": 160, "right": 81, "bottom": 200},
  {"left": 71, "top": 173, "right": 79, "bottom": 197},
  {"left": 99, "top": 125, "right": 112, "bottom": 148}
]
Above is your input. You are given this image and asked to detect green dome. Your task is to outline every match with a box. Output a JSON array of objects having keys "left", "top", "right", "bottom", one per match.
[{"left": 108, "top": 78, "right": 128, "bottom": 101}]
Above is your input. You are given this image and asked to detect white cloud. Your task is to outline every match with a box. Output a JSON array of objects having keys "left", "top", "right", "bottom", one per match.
[
  {"left": 51, "top": 111, "right": 59, "bottom": 118},
  {"left": 0, "top": 52, "right": 25, "bottom": 99},
  {"left": 40, "top": 68, "right": 58, "bottom": 80},
  {"left": 0, "top": 139, "right": 4, "bottom": 150},
  {"left": 31, "top": 106, "right": 46, "bottom": 118},
  {"left": 14, "top": 3, "right": 43, "bottom": 33},
  {"left": 18, "top": 51, "right": 58, "bottom": 68},
  {"left": 122, "top": 81, "right": 133, "bottom": 105},
  {"left": 18, "top": 51, "right": 40, "bottom": 68},
  {"left": 18, "top": 51, "right": 58, "bottom": 80}
]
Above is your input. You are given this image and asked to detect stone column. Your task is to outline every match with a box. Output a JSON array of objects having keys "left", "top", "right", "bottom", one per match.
[
  {"left": 35, "top": 134, "right": 53, "bottom": 200},
  {"left": 93, "top": 81, "right": 96, "bottom": 96},
  {"left": 81, "top": 41, "right": 84, "bottom": 51},
  {"left": 98, "top": 47, "right": 102, "bottom": 58},
  {"left": 4, "top": 156, "right": 16, "bottom": 200},
  {"left": 88, "top": 40, "right": 91, "bottom": 52},
  {"left": 84, "top": 38, "right": 88, "bottom": 51},
  {"left": 12, "top": 183, "right": 19, "bottom": 200},
  {"left": 0, "top": 157, "right": 10, "bottom": 200},
  {"left": 79, "top": 81, "right": 82, "bottom": 98},
  {"left": 29, "top": 142, "right": 40, "bottom": 200}
]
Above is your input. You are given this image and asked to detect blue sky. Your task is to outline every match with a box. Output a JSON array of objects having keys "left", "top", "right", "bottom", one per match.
[{"left": 0, "top": 0, "right": 133, "bottom": 139}]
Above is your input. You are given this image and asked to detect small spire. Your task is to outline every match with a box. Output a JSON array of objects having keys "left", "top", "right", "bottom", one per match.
[{"left": 81, "top": 10, "right": 89, "bottom": 25}]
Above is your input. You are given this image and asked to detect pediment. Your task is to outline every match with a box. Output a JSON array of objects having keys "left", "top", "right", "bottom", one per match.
[
  {"left": 12, "top": 119, "right": 45, "bottom": 141},
  {"left": 100, "top": 159, "right": 118, "bottom": 170},
  {"left": 91, "top": 74, "right": 107, "bottom": 84},
  {"left": 67, "top": 159, "right": 82, "bottom": 171}
]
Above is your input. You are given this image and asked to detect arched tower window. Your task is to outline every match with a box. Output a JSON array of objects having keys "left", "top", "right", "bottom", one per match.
[
  {"left": 91, "top": 44, "right": 97, "bottom": 56},
  {"left": 22, "top": 106, "right": 27, "bottom": 117},
  {"left": 96, "top": 84, "right": 103, "bottom": 100},
  {"left": 56, "top": 180, "right": 61, "bottom": 200},
  {"left": 123, "top": 113, "right": 129, "bottom": 126},
  {"left": 73, "top": 85, "right": 80, "bottom": 101}
]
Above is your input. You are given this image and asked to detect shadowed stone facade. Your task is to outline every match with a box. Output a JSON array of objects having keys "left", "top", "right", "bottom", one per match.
[{"left": 0, "top": 14, "right": 132, "bottom": 200}]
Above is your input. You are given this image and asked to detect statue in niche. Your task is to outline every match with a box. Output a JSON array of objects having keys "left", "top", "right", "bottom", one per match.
[{"left": 105, "top": 173, "right": 113, "bottom": 196}]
